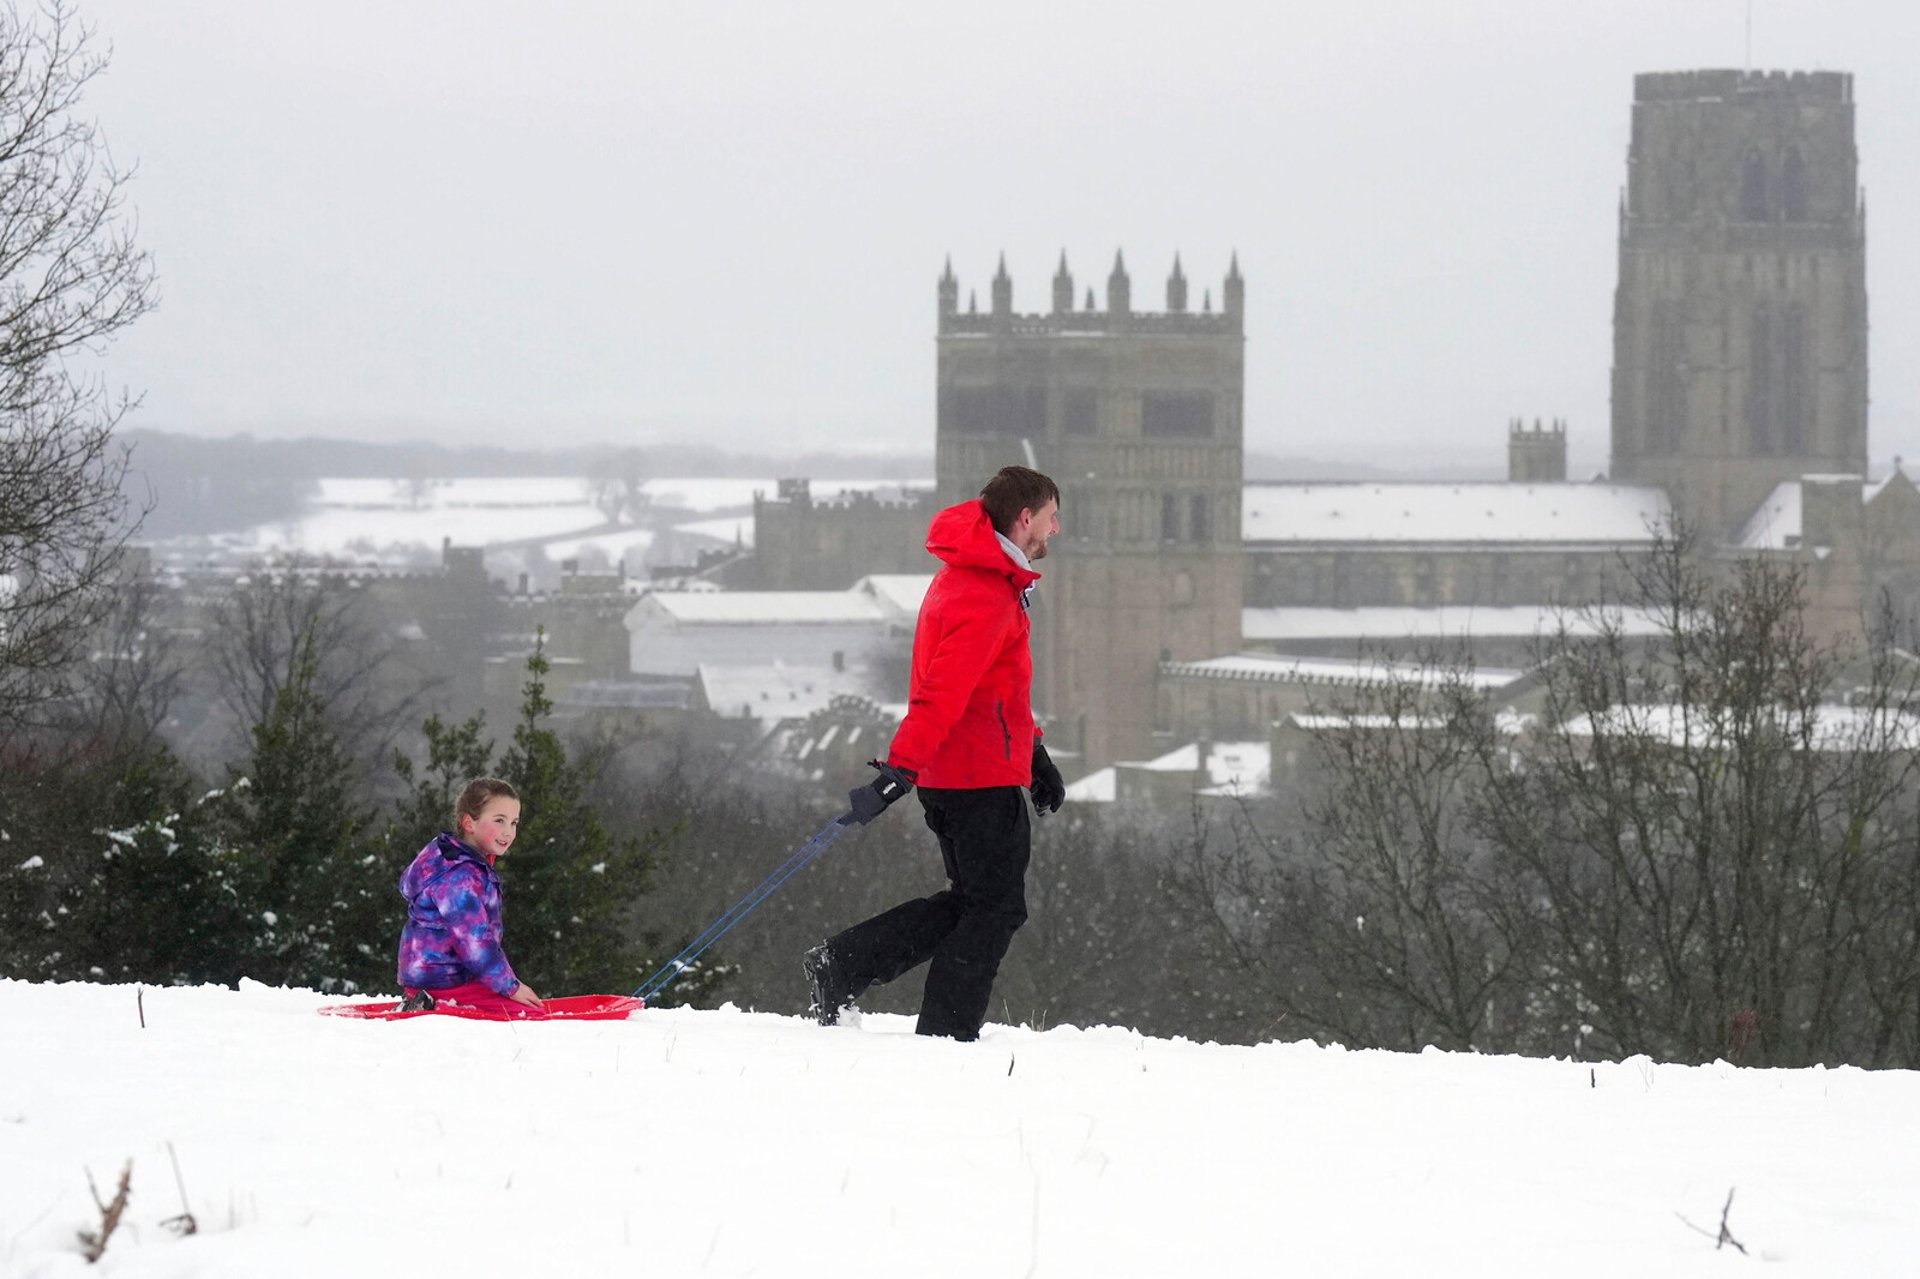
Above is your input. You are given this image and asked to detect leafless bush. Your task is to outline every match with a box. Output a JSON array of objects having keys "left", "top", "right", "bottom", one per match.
[{"left": 0, "top": 0, "right": 158, "bottom": 733}]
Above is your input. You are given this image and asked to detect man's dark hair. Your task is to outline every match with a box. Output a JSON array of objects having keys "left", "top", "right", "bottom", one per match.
[{"left": 979, "top": 466, "right": 1060, "bottom": 536}]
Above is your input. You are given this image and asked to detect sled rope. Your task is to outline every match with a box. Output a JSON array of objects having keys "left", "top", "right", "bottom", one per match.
[{"left": 632, "top": 812, "right": 856, "bottom": 1001}]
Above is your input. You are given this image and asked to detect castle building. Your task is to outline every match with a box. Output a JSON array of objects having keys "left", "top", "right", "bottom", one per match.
[
  {"left": 738, "top": 478, "right": 936, "bottom": 590},
  {"left": 934, "top": 252, "right": 1246, "bottom": 765},
  {"left": 710, "top": 68, "right": 1917, "bottom": 791},
  {"left": 1611, "top": 70, "right": 1869, "bottom": 536}
]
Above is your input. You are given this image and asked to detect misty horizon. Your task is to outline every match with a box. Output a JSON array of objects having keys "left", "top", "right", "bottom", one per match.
[{"left": 72, "top": 2, "right": 1920, "bottom": 470}]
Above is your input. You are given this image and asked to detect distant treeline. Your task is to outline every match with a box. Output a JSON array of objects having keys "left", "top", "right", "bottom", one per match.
[
  {"left": 118, "top": 428, "right": 1506, "bottom": 540},
  {"left": 120, "top": 429, "right": 936, "bottom": 538}
]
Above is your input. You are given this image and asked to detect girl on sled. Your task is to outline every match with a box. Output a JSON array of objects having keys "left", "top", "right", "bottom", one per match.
[{"left": 395, "top": 777, "right": 546, "bottom": 1018}]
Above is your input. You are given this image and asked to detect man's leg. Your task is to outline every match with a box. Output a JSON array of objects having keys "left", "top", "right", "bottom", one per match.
[
  {"left": 810, "top": 790, "right": 973, "bottom": 1018},
  {"left": 915, "top": 785, "right": 1031, "bottom": 1041},
  {"left": 818, "top": 890, "right": 964, "bottom": 1003}
]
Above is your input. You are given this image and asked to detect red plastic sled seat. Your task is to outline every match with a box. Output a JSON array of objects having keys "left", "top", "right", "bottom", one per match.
[{"left": 320, "top": 993, "right": 644, "bottom": 1022}]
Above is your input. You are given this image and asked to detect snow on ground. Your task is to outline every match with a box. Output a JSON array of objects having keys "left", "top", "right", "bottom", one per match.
[
  {"left": 180, "top": 477, "right": 928, "bottom": 564},
  {"left": 538, "top": 527, "right": 658, "bottom": 563},
  {"left": 673, "top": 515, "right": 754, "bottom": 547},
  {"left": 4, "top": 981, "right": 1917, "bottom": 1277}
]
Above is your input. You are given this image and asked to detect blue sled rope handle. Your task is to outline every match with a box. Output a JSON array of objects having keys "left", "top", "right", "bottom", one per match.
[{"left": 632, "top": 812, "right": 857, "bottom": 1001}]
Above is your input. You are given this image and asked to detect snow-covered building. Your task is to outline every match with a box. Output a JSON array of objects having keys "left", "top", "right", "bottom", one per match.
[
  {"left": 624, "top": 574, "right": 931, "bottom": 679},
  {"left": 1065, "top": 739, "right": 1272, "bottom": 807},
  {"left": 1242, "top": 480, "right": 1673, "bottom": 612},
  {"left": 1157, "top": 652, "right": 1526, "bottom": 741}
]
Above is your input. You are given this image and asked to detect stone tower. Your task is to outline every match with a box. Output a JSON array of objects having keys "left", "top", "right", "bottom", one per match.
[
  {"left": 935, "top": 251, "right": 1245, "bottom": 766},
  {"left": 1508, "top": 418, "right": 1567, "bottom": 482},
  {"left": 1610, "top": 70, "right": 1868, "bottom": 535}
]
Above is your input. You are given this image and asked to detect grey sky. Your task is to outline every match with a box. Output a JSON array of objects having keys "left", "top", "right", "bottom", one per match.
[{"left": 77, "top": 1, "right": 1920, "bottom": 473}]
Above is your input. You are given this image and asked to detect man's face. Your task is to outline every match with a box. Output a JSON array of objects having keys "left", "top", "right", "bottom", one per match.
[{"left": 1016, "top": 499, "right": 1061, "bottom": 561}]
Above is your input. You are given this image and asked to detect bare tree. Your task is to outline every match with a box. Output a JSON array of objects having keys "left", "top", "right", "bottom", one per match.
[
  {"left": 206, "top": 571, "right": 438, "bottom": 770},
  {"left": 1184, "top": 529, "right": 1920, "bottom": 1066},
  {"left": 0, "top": 0, "right": 157, "bottom": 733},
  {"left": 1475, "top": 534, "right": 1920, "bottom": 1065}
]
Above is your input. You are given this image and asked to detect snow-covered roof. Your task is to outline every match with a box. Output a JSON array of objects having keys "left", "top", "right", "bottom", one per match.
[
  {"left": 1284, "top": 712, "right": 1451, "bottom": 732},
  {"left": 1734, "top": 481, "right": 1802, "bottom": 550},
  {"left": 640, "top": 589, "right": 892, "bottom": 625},
  {"left": 1072, "top": 740, "right": 1272, "bottom": 803},
  {"left": 1242, "top": 482, "right": 1672, "bottom": 545},
  {"left": 1064, "top": 766, "right": 1117, "bottom": 803},
  {"left": 1731, "top": 476, "right": 1893, "bottom": 551},
  {"left": 1243, "top": 604, "right": 1672, "bottom": 642},
  {"left": 695, "top": 660, "right": 885, "bottom": 722},
  {"left": 856, "top": 574, "right": 934, "bottom": 619},
  {"left": 1162, "top": 651, "right": 1524, "bottom": 691},
  {"left": 1565, "top": 703, "right": 1920, "bottom": 753}
]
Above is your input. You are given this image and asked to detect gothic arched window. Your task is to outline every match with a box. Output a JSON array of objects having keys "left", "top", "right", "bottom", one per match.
[
  {"left": 1779, "top": 305, "right": 1807, "bottom": 453},
  {"left": 1648, "top": 302, "right": 1685, "bottom": 455},
  {"left": 1781, "top": 147, "right": 1808, "bottom": 221},
  {"left": 1740, "top": 149, "right": 1770, "bottom": 221},
  {"left": 1749, "top": 308, "right": 1777, "bottom": 454}
]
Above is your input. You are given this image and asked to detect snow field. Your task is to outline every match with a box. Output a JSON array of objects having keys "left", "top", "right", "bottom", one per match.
[{"left": 2, "top": 979, "right": 1916, "bottom": 1277}]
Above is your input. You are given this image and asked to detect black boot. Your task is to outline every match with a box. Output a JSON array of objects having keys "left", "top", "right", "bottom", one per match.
[{"left": 802, "top": 944, "right": 855, "bottom": 1026}]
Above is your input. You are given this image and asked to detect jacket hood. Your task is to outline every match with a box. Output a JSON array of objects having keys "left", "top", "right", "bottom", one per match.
[
  {"left": 399, "top": 832, "right": 491, "bottom": 901},
  {"left": 925, "top": 499, "right": 1042, "bottom": 586}
]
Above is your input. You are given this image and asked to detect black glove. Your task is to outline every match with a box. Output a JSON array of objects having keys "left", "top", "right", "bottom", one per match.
[
  {"left": 1030, "top": 742, "right": 1066, "bottom": 814},
  {"left": 846, "top": 760, "right": 915, "bottom": 825}
]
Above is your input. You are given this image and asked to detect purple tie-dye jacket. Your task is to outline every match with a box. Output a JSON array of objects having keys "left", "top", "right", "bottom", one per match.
[{"left": 395, "top": 833, "right": 521, "bottom": 996}]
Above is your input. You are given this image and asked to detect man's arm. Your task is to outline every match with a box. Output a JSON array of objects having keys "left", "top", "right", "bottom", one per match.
[{"left": 885, "top": 600, "right": 1014, "bottom": 776}]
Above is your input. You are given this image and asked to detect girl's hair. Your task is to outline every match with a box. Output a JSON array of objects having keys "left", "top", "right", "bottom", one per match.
[{"left": 456, "top": 777, "right": 519, "bottom": 828}]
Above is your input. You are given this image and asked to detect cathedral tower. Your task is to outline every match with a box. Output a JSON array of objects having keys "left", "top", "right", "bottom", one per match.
[
  {"left": 935, "top": 252, "right": 1245, "bottom": 766},
  {"left": 1611, "top": 70, "right": 1868, "bottom": 535}
]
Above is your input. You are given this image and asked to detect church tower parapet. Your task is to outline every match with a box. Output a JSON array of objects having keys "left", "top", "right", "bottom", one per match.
[
  {"left": 934, "top": 251, "right": 1247, "bottom": 765},
  {"left": 1508, "top": 417, "right": 1568, "bottom": 483}
]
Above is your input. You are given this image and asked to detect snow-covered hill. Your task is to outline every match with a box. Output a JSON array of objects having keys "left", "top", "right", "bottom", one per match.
[{"left": 3, "top": 980, "right": 1914, "bottom": 1277}]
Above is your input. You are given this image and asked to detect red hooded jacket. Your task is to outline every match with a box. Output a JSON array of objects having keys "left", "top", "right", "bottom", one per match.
[{"left": 885, "top": 499, "right": 1042, "bottom": 789}]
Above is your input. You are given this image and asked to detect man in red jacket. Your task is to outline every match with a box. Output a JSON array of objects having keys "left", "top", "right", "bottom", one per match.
[{"left": 805, "top": 465, "right": 1068, "bottom": 1040}]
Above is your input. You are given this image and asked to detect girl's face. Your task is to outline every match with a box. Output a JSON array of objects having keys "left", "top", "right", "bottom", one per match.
[{"left": 461, "top": 796, "right": 521, "bottom": 860}]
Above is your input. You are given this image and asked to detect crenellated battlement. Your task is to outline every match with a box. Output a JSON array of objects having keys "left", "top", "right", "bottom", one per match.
[
  {"left": 1507, "top": 417, "right": 1568, "bottom": 483},
  {"left": 940, "top": 310, "right": 1240, "bottom": 338},
  {"left": 1634, "top": 69, "right": 1851, "bottom": 104},
  {"left": 938, "top": 251, "right": 1243, "bottom": 337}
]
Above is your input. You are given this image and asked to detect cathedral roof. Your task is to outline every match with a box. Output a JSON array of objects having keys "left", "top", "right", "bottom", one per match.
[
  {"left": 1158, "top": 651, "right": 1524, "bottom": 690},
  {"left": 1242, "top": 604, "right": 1671, "bottom": 644},
  {"left": 1243, "top": 482, "right": 1672, "bottom": 546}
]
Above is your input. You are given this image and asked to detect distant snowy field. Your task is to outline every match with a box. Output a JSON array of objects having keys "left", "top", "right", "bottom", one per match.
[
  {"left": 4, "top": 981, "right": 1917, "bottom": 1277},
  {"left": 181, "top": 477, "right": 930, "bottom": 563}
]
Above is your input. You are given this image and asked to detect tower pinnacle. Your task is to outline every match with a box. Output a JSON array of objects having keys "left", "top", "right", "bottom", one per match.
[{"left": 1108, "top": 250, "right": 1131, "bottom": 316}]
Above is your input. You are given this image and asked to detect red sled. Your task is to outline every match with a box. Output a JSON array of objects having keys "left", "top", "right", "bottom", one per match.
[{"left": 319, "top": 993, "right": 644, "bottom": 1022}]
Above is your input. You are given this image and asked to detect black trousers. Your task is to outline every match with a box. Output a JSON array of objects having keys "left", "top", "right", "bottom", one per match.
[{"left": 823, "top": 784, "right": 1031, "bottom": 1041}]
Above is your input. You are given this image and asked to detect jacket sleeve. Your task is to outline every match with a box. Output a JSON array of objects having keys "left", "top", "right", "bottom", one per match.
[
  {"left": 886, "top": 593, "right": 1015, "bottom": 776},
  {"left": 425, "top": 867, "right": 520, "bottom": 996}
]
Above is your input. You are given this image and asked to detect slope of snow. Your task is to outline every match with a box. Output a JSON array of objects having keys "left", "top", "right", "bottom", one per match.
[{"left": 3, "top": 979, "right": 1916, "bottom": 1277}]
